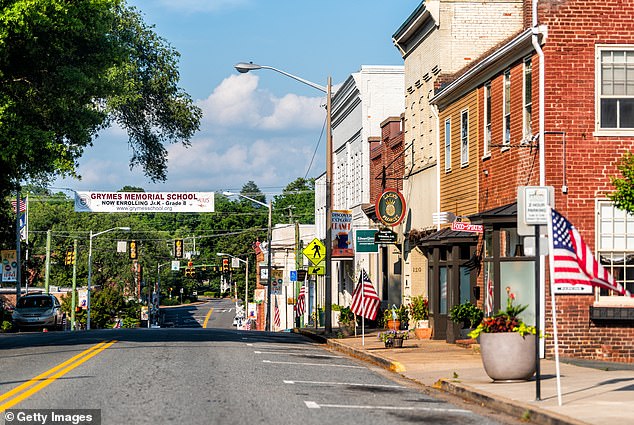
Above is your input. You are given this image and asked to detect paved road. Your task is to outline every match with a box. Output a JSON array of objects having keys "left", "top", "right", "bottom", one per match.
[
  {"left": 161, "top": 299, "right": 237, "bottom": 329},
  {"left": 0, "top": 304, "right": 521, "bottom": 424}
]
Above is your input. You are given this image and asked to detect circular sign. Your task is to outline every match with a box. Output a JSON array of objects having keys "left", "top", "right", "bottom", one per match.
[{"left": 375, "top": 189, "right": 406, "bottom": 226}]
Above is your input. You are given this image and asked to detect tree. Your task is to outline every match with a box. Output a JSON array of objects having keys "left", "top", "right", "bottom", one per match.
[
  {"left": 609, "top": 152, "right": 634, "bottom": 214},
  {"left": 273, "top": 177, "right": 315, "bottom": 224},
  {"left": 0, "top": 0, "right": 201, "bottom": 245},
  {"left": 240, "top": 181, "right": 266, "bottom": 206}
]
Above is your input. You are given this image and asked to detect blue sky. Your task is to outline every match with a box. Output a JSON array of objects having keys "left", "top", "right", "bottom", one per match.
[{"left": 55, "top": 0, "right": 421, "bottom": 196}]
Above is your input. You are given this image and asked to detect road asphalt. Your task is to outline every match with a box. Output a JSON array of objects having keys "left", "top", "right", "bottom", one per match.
[{"left": 296, "top": 328, "right": 634, "bottom": 425}]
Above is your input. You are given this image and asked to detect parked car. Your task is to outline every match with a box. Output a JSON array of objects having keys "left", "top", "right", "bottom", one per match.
[{"left": 12, "top": 294, "right": 64, "bottom": 331}]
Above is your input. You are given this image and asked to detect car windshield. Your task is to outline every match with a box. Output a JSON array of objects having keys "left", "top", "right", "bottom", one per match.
[{"left": 17, "top": 296, "right": 52, "bottom": 309}]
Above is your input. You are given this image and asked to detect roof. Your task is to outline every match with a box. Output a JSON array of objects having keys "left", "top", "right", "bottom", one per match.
[
  {"left": 468, "top": 202, "right": 517, "bottom": 224},
  {"left": 417, "top": 227, "right": 478, "bottom": 247}
]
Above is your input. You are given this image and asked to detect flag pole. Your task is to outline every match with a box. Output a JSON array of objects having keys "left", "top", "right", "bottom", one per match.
[
  {"left": 361, "top": 269, "right": 365, "bottom": 346},
  {"left": 546, "top": 205, "right": 563, "bottom": 406}
]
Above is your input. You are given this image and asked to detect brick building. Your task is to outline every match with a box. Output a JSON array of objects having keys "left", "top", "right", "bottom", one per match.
[{"left": 425, "top": 0, "right": 634, "bottom": 362}]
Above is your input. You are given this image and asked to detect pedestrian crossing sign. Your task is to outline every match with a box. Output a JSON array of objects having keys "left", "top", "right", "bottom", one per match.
[{"left": 303, "top": 238, "right": 325, "bottom": 265}]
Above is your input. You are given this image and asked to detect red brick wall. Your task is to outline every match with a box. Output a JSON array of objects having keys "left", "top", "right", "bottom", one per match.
[
  {"left": 477, "top": 0, "right": 634, "bottom": 363},
  {"left": 369, "top": 116, "right": 405, "bottom": 204}
]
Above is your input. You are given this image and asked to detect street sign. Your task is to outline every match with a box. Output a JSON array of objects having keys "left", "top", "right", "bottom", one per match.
[
  {"left": 374, "top": 229, "right": 398, "bottom": 244},
  {"left": 297, "top": 269, "right": 307, "bottom": 281},
  {"left": 308, "top": 262, "right": 326, "bottom": 275},
  {"left": 171, "top": 260, "right": 180, "bottom": 271},
  {"left": 290, "top": 270, "right": 297, "bottom": 282},
  {"left": 303, "top": 238, "right": 326, "bottom": 265}
]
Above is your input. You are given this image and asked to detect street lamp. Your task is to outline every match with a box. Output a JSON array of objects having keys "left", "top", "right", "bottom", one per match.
[
  {"left": 87, "top": 226, "right": 130, "bottom": 330},
  {"left": 234, "top": 62, "right": 333, "bottom": 333},
  {"left": 217, "top": 253, "right": 249, "bottom": 322},
  {"left": 223, "top": 191, "right": 273, "bottom": 331}
]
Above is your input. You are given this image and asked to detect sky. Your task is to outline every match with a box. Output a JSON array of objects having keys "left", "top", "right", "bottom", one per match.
[{"left": 54, "top": 0, "right": 421, "bottom": 197}]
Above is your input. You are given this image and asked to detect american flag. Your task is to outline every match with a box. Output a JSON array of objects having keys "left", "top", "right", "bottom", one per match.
[
  {"left": 11, "top": 198, "right": 27, "bottom": 213},
  {"left": 274, "top": 297, "right": 281, "bottom": 328},
  {"left": 295, "top": 284, "right": 306, "bottom": 318},
  {"left": 351, "top": 269, "right": 380, "bottom": 320},
  {"left": 485, "top": 278, "right": 494, "bottom": 316},
  {"left": 551, "top": 209, "right": 631, "bottom": 296}
]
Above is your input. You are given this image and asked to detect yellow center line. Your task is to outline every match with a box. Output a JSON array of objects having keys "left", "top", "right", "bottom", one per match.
[
  {"left": 202, "top": 307, "right": 214, "bottom": 328},
  {"left": 0, "top": 340, "right": 117, "bottom": 412}
]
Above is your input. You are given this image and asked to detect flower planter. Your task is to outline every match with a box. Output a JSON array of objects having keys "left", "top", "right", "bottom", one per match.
[
  {"left": 479, "top": 332, "right": 536, "bottom": 381},
  {"left": 386, "top": 319, "right": 401, "bottom": 330},
  {"left": 392, "top": 336, "right": 404, "bottom": 348},
  {"left": 414, "top": 327, "right": 432, "bottom": 340}
]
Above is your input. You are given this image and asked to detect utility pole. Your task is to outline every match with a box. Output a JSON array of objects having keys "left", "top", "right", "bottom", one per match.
[
  {"left": 71, "top": 239, "right": 78, "bottom": 331},
  {"left": 45, "top": 230, "right": 51, "bottom": 294}
]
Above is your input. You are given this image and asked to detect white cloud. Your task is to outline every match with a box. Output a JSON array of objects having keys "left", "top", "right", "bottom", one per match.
[{"left": 198, "top": 73, "right": 325, "bottom": 131}]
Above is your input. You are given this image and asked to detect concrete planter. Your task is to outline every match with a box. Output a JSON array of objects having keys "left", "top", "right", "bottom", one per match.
[{"left": 479, "top": 332, "right": 536, "bottom": 381}]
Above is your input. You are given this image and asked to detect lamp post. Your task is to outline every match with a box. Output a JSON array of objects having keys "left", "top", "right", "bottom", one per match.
[
  {"left": 87, "top": 226, "right": 130, "bottom": 330},
  {"left": 217, "top": 253, "right": 249, "bottom": 322},
  {"left": 223, "top": 191, "right": 272, "bottom": 331},
  {"left": 234, "top": 62, "right": 333, "bottom": 333}
]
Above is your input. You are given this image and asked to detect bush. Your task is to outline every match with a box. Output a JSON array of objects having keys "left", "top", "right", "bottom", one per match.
[
  {"left": 2, "top": 320, "right": 13, "bottom": 333},
  {"left": 449, "top": 302, "right": 483, "bottom": 329},
  {"left": 123, "top": 317, "right": 140, "bottom": 328},
  {"left": 409, "top": 296, "right": 429, "bottom": 321}
]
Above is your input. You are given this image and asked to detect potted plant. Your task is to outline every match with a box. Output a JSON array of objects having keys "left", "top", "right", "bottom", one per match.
[
  {"left": 383, "top": 306, "right": 398, "bottom": 330},
  {"left": 338, "top": 306, "right": 356, "bottom": 336},
  {"left": 383, "top": 305, "right": 406, "bottom": 330},
  {"left": 469, "top": 287, "right": 537, "bottom": 381},
  {"left": 378, "top": 329, "right": 409, "bottom": 348},
  {"left": 448, "top": 301, "right": 483, "bottom": 339},
  {"left": 409, "top": 296, "right": 431, "bottom": 339}
]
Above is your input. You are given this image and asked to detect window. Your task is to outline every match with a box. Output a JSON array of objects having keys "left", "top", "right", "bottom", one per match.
[
  {"left": 484, "top": 82, "right": 491, "bottom": 157},
  {"left": 597, "top": 47, "right": 634, "bottom": 131},
  {"left": 444, "top": 118, "right": 451, "bottom": 172},
  {"left": 597, "top": 200, "right": 634, "bottom": 298},
  {"left": 503, "top": 70, "right": 511, "bottom": 146},
  {"left": 523, "top": 58, "right": 533, "bottom": 141},
  {"left": 460, "top": 109, "right": 469, "bottom": 166}
]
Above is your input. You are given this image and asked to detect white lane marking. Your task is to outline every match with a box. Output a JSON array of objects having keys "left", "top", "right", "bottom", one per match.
[
  {"left": 254, "top": 350, "right": 341, "bottom": 358},
  {"left": 303, "top": 401, "right": 471, "bottom": 414},
  {"left": 246, "top": 343, "right": 253, "bottom": 346},
  {"left": 284, "top": 380, "right": 404, "bottom": 389},
  {"left": 262, "top": 360, "right": 364, "bottom": 369}
]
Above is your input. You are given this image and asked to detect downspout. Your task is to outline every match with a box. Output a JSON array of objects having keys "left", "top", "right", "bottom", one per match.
[
  {"left": 532, "top": 0, "right": 546, "bottom": 186},
  {"left": 430, "top": 100, "right": 441, "bottom": 231}
]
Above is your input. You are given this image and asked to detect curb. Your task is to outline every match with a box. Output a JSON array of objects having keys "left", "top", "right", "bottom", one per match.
[
  {"left": 295, "top": 328, "right": 584, "bottom": 425},
  {"left": 437, "top": 380, "right": 590, "bottom": 425}
]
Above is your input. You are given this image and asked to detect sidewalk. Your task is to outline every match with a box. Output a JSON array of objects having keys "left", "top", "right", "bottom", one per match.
[{"left": 296, "top": 328, "right": 634, "bottom": 425}]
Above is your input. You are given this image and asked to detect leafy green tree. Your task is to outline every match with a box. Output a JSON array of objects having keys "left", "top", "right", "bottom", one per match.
[
  {"left": 273, "top": 177, "right": 315, "bottom": 224},
  {"left": 0, "top": 0, "right": 201, "bottom": 246},
  {"left": 609, "top": 152, "right": 634, "bottom": 214}
]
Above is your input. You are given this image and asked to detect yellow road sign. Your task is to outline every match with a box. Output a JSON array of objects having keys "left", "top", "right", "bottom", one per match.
[
  {"left": 303, "top": 238, "right": 326, "bottom": 265},
  {"left": 308, "top": 262, "right": 326, "bottom": 275}
]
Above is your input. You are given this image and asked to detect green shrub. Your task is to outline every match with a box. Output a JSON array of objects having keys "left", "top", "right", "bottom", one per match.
[
  {"left": 449, "top": 302, "right": 483, "bottom": 328},
  {"left": 2, "top": 320, "right": 13, "bottom": 332}
]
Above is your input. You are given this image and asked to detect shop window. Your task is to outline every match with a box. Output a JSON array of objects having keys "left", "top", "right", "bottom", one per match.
[
  {"left": 500, "top": 261, "right": 535, "bottom": 326},
  {"left": 596, "top": 46, "right": 634, "bottom": 133},
  {"left": 440, "top": 267, "right": 448, "bottom": 315},
  {"left": 597, "top": 200, "right": 634, "bottom": 302}
]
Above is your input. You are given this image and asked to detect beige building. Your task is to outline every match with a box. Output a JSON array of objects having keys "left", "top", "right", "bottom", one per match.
[{"left": 392, "top": 0, "right": 524, "bottom": 306}]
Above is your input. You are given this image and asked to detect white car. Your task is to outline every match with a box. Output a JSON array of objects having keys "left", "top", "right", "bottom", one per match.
[{"left": 12, "top": 294, "right": 64, "bottom": 331}]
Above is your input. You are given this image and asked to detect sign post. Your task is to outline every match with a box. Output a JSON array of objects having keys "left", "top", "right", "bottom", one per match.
[{"left": 517, "top": 186, "right": 554, "bottom": 402}]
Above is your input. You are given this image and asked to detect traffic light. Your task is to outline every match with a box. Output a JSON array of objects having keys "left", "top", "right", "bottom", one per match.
[
  {"left": 222, "top": 258, "right": 229, "bottom": 272},
  {"left": 64, "top": 249, "right": 75, "bottom": 266},
  {"left": 129, "top": 240, "right": 138, "bottom": 260},
  {"left": 184, "top": 261, "right": 194, "bottom": 277},
  {"left": 174, "top": 239, "right": 183, "bottom": 258}
]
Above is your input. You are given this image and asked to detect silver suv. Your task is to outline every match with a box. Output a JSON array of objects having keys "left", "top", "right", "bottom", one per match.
[{"left": 12, "top": 294, "right": 64, "bottom": 331}]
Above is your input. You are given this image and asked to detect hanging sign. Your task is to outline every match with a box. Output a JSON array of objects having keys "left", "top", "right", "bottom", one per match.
[
  {"left": 332, "top": 210, "right": 354, "bottom": 257},
  {"left": 375, "top": 189, "right": 406, "bottom": 226},
  {"left": 75, "top": 191, "right": 215, "bottom": 213}
]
